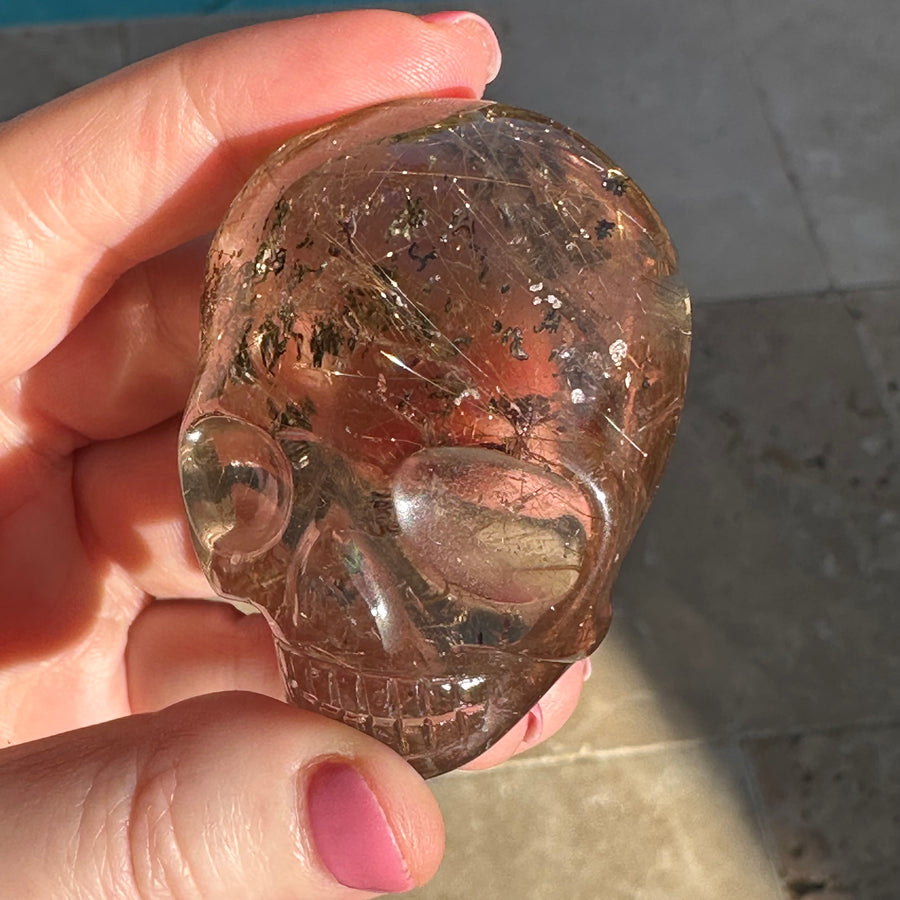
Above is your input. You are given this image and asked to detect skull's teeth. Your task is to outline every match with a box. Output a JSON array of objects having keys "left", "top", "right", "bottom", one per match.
[
  {"left": 281, "top": 652, "right": 493, "bottom": 774},
  {"left": 285, "top": 653, "right": 490, "bottom": 720}
]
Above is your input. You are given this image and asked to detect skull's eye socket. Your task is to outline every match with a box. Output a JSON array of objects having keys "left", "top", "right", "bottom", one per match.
[
  {"left": 392, "top": 447, "right": 595, "bottom": 607},
  {"left": 180, "top": 414, "right": 293, "bottom": 563}
]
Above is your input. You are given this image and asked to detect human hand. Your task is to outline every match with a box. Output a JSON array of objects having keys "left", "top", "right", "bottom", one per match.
[{"left": 0, "top": 10, "right": 589, "bottom": 897}]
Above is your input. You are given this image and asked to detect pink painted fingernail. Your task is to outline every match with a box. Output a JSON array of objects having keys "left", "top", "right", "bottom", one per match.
[
  {"left": 583, "top": 657, "right": 593, "bottom": 682},
  {"left": 307, "top": 762, "right": 414, "bottom": 893},
  {"left": 420, "top": 11, "right": 502, "bottom": 82}
]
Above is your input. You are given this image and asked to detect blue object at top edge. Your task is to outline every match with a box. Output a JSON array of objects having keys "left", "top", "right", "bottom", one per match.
[{"left": 0, "top": 0, "right": 332, "bottom": 28}]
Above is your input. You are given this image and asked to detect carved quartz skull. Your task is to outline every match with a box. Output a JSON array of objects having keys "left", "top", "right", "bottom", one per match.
[{"left": 179, "top": 99, "right": 691, "bottom": 777}]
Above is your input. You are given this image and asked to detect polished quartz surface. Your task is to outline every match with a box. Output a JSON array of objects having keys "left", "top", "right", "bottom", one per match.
[{"left": 179, "top": 99, "right": 691, "bottom": 776}]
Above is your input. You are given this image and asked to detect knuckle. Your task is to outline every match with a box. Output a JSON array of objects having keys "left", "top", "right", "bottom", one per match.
[
  {"left": 70, "top": 754, "right": 135, "bottom": 899},
  {"left": 127, "top": 744, "right": 203, "bottom": 900}
]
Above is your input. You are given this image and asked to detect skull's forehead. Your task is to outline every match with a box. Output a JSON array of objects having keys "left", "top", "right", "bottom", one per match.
[{"left": 212, "top": 108, "right": 685, "bottom": 482}]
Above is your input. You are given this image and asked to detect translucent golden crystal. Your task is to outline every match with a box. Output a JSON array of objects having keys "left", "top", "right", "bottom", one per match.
[{"left": 180, "top": 99, "right": 691, "bottom": 776}]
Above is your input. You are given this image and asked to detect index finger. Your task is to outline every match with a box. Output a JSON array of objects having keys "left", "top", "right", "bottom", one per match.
[{"left": 0, "top": 9, "right": 501, "bottom": 382}]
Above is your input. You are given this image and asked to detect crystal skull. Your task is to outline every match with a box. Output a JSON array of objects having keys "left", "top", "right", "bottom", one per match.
[{"left": 179, "top": 98, "right": 691, "bottom": 777}]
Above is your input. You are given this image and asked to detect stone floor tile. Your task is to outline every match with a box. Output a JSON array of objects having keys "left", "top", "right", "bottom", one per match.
[
  {"left": 481, "top": 0, "right": 827, "bottom": 301},
  {"left": 0, "top": 25, "right": 124, "bottom": 120},
  {"left": 531, "top": 625, "right": 693, "bottom": 759},
  {"left": 403, "top": 742, "right": 784, "bottom": 900},
  {"left": 728, "top": 0, "right": 900, "bottom": 289},
  {"left": 846, "top": 287, "right": 900, "bottom": 443},
  {"left": 744, "top": 724, "right": 900, "bottom": 900},
  {"left": 535, "top": 295, "right": 900, "bottom": 758}
]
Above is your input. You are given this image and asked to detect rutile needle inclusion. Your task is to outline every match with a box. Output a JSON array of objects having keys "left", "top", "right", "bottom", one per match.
[{"left": 179, "top": 99, "right": 691, "bottom": 777}]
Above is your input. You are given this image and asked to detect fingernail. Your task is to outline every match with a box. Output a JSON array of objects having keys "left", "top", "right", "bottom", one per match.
[
  {"left": 523, "top": 703, "right": 544, "bottom": 746},
  {"left": 583, "top": 657, "right": 593, "bottom": 682},
  {"left": 307, "top": 762, "right": 414, "bottom": 893},
  {"left": 420, "top": 11, "right": 502, "bottom": 83}
]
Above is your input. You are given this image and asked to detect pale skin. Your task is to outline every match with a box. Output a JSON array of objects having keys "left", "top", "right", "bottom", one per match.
[{"left": 0, "top": 10, "right": 589, "bottom": 898}]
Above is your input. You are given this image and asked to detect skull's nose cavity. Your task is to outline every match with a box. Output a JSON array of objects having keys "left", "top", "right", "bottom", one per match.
[
  {"left": 180, "top": 414, "right": 293, "bottom": 563},
  {"left": 391, "top": 446, "right": 592, "bottom": 607}
]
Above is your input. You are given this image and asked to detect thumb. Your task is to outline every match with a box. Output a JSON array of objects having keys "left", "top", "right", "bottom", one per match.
[{"left": 0, "top": 692, "right": 443, "bottom": 898}]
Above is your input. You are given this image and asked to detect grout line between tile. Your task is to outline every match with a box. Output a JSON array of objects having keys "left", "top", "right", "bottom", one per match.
[
  {"left": 734, "top": 737, "right": 793, "bottom": 900},
  {"left": 473, "top": 713, "right": 900, "bottom": 777},
  {"left": 490, "top": 736, "right": 717, "bottom": 772},
  {"left": 738, "top": 713, "right": 900, "bottom": 744},
  {"left": 831, "top": 276, "right": 900, "bottom": 295},
  {"left": 693, "top": 279, "right": 900, "bottom": 306}
]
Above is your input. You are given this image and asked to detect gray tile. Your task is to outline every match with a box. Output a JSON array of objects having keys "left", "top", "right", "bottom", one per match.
[
  {"left": 0, "top": 25, "right": 124, "bottom": 120},
  {"left": 481, "top": 0, "right": 827, "bottom": 301},
  {"left": 405, "top": 742, "right": 784, "bottom": 900},
  {"left": 729, "top": 0, "right": 900, "bottom": 289},
  {"left": 847, "top": 287, "right": 900, "bottom": 444},
  {"left": 744, "top": 724, "right": 900, "bottom": 900},
  {"left": 537, "top": 294, "right": 900, "bottom": 757}
]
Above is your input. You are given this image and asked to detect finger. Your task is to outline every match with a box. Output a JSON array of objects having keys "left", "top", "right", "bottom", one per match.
[
  {"left": 462, "top": 658, "right": 591, "bottom": 770},
  {"left": 127, "top": 603, "right": 593, "bottom": 771},
  {"left": 0, "top": 691, "right": 443, "bottom": 898},
  {"left": 0, "top": 9, "right": 502, "bottom": 381},
  {"left": 74, "top": 417, "right": 210, "bottom": 599},
  {"left": 25, "top": 237, "right": 205, "bottom": 445},
  {"left": 126, "top": 599, "right": 285, "bottom": 712}
]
